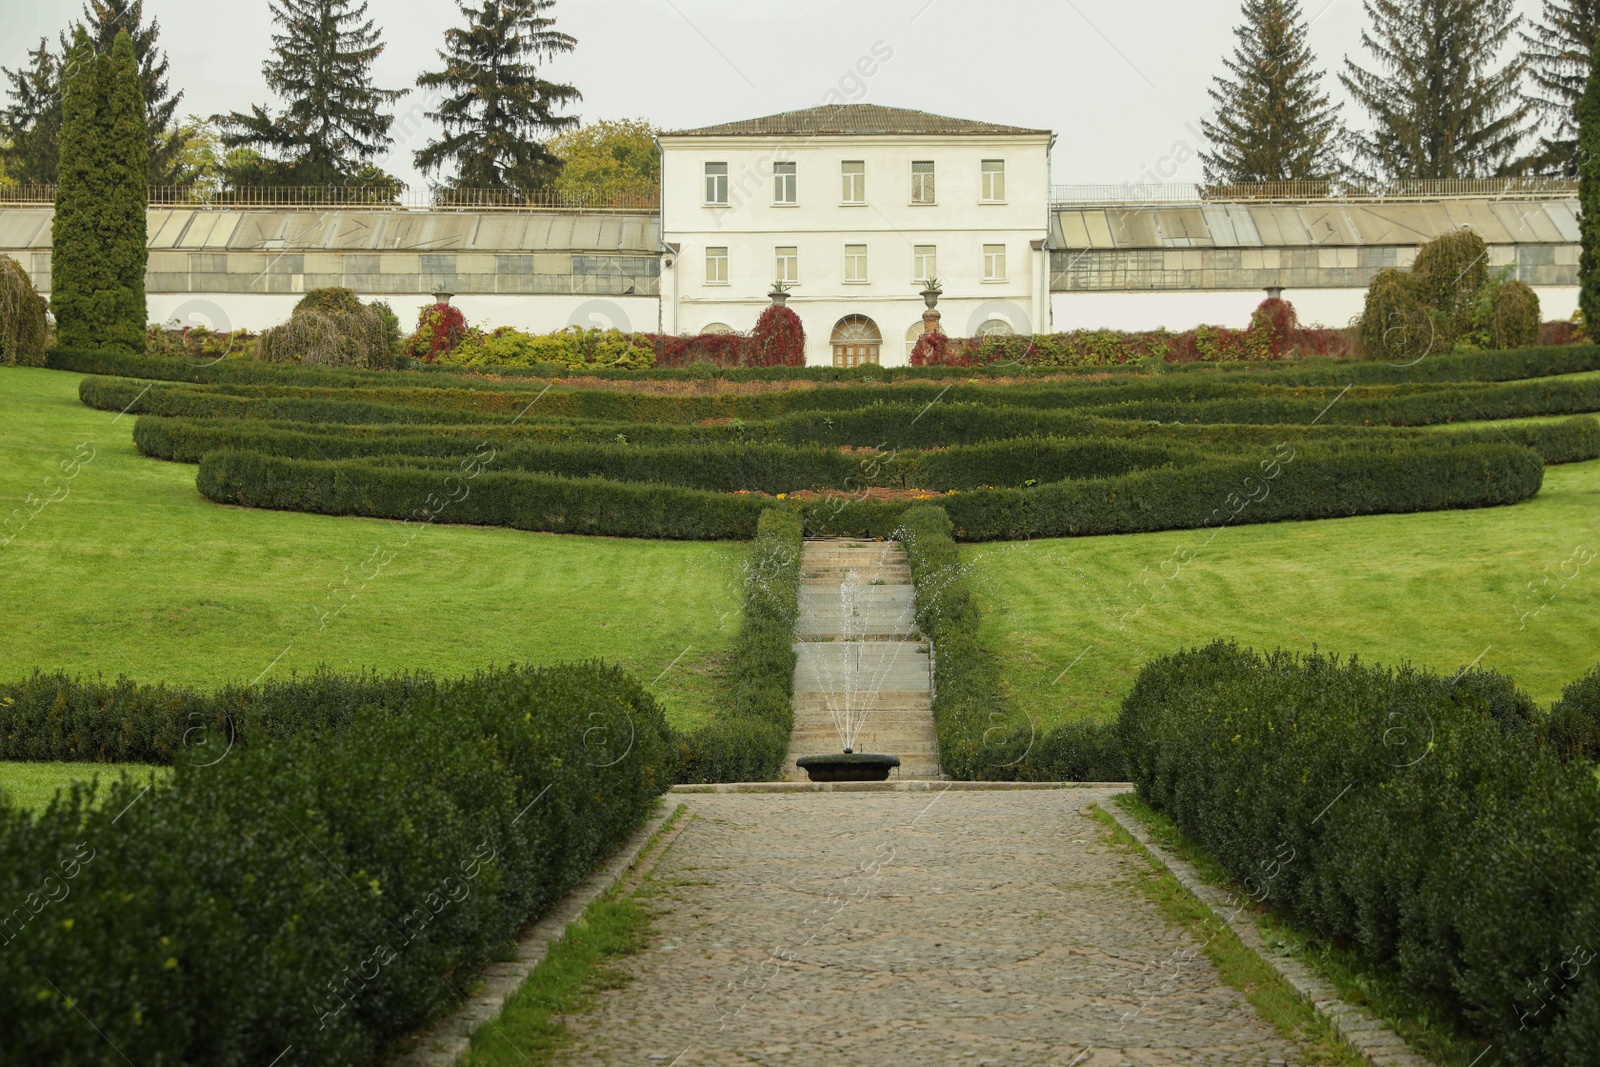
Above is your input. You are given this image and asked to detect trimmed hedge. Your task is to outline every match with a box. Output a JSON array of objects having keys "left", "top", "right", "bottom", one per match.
[
  {"left": 675, "top": 508, "right": 802, "bottom": 782},
  {"left": 1117, "top": 643, "right": 1600, "bottom": 1063},
  {"left": 899, "top": 505, "right": 1125, "bottom": 782},
  {"left": 192, "top": 435, "right": 1543, "bottom": 544},
  {"left": 195, "top": 449, "right": 768, "bottom": 541},
  {"left": 937, "top": 440, "right": 1543, "bottom": 541},
  {"left": 1547, "top": 663, "right": 1600, "bottom": 762},
  {"left": 0, "top": 669, "right": 435, "bottom": 764},
  {"left": 49, "top": 341, "right": 1600, "bottom": 389},
  {"left": 0, "top": 662, "right": 671, "bottom": 1066}
]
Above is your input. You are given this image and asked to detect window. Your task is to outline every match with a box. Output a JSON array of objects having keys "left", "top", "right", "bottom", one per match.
[
  {"left": 705, "top": 162, "right": 728, "bottom": 205},
  {"left": 913, "top": 245, "right": 937, "bottom": 285},
  {"left": 705, "top": 246, "right": 729, "bottom": 284},
  {"left": 775, "top": 246, "right": 798, "bottom": 283},
  {"left": 844, "top": 244, "right": 869, "bottom": 283},
  {"left": 981, "top": 159, "right": 1006, "bottom": 202},
  {"left": 702, "top": 322, "right": 735, "bottom": 335},
  {"left": 841, "top": 160, "right": 865, "bottom": 204},
  {"left": 911, "top": 161, "right": 936, "bottom": 204},
  {"left": 774, "top": 161, "right": 796, "bottom": 204},
  {"left": 976, "top": 318, "right": 1014, "bottom": 338},
  {"left": 983, "top": 243, "right": 1007, "bottom": 281}
]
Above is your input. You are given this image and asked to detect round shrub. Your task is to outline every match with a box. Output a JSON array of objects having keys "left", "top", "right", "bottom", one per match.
[
  {"left": 1547, "top": 664, "right": 1600, "bottom": 762},
  {"left": 1358, "top": 268, "right": 1439, "bottom": 361},
  {"left": 0, "top": 253, "right": 49, "bottom": 367},
  {"left": 258, "top": 298, "right": 394, "bottom": 370},
  {"left": 1412, "top": 229, "right": 1489, "bottom": 335},
  {"left": 1487, "top": 278, "right": 1541, "bottom": 350}
]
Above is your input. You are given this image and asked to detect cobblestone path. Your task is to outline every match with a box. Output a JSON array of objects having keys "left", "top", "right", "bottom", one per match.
[{"left": 560, "top": 789, "right": 1302, "bottom": 1067}]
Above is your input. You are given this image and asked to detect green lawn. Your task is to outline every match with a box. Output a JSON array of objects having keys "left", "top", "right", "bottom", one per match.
[
  {"left": 0, "top": 367, "right": 742, "bottom": 730},
  {"left": 0, "top": 760, "right": 168, "bottom": 812},
  {"left": 968, "top": 455, "right": 1600, "bottom": 729}
]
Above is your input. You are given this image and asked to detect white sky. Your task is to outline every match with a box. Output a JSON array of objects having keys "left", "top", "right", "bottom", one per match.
[{"left": 1, "top": 0, "right": 1553, "bottom": 191}]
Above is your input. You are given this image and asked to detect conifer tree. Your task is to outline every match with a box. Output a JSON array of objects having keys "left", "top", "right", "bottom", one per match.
[
  {"left": 75, "top": 1, "right": 184, "bottom": 183},
  {"left": 415, "top": 0, "right": 581, "bottom": 192},
  {"left": 53, "top": 30, "right": 148, "bottom": 354},
  {"left": 0, "top": 41, "right": 63, "bottom": 186},
  {"left": 1577, "top": 37, "right": 1600, "bottom": 328},
  {"left": 219, "top": 0, "right": 403, "bottom": 186},
  {"left": 1522, "top": 0, "right": 1600, "bottom": 172},
  {"left": 1341, "top": 0, "right": 1530, "bottom": 179},
  {"left": 1200, "top": 0, "right": 1342, "bottom": 183}
]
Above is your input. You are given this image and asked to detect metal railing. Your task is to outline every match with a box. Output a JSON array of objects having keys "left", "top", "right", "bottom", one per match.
[
  {"left": 0, "top": 183, "right": 660, "bottom": 213},
  {"left": 1050, "top": 177, "right": 1579, "bottom": 206}
]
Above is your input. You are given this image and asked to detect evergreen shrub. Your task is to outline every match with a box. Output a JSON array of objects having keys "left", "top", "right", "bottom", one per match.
[{"left": 1117, "top": 642, "right": 1600, "bottom": 1063}]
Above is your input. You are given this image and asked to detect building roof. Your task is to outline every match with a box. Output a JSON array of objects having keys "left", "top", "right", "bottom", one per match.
[
  {"left": 664, "top": 104, "right": 1051, "bottom": 138},
  {"left": 1051, "top": 199, "right": 1580, "bottom": 250}
]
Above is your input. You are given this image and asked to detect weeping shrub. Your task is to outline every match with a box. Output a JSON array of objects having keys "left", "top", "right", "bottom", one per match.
[
  {"left": 1412, "top": 229, "right": 1490, "bottom": 337},
  {"left": 1487, "top": 278, "right": 1542, "bottom": 350},
  {"left": 0, "top": 254, "right": 49, "bottom": 366},
  {"left": 257, "top": 287, "right": 394, "bottom": 370},
  {"left": 1358, "top": 268, "right": 1440, "bottom": 361}
]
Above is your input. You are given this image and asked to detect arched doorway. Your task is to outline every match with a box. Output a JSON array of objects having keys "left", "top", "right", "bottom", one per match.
[{"left": 831, "top": 315, "right": 882, "bottom": 368}]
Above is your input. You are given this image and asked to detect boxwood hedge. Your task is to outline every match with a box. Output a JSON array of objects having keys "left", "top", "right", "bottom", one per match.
[
  {"left": 0, "top": 661, "right": 670, "bottom": 1067},
  {"left": 675, "top": 508, "right": 802, "bottom": 782},
  {"left": 899, "top": 505, "right": 1125, "bottom": 782},
  {"left": 1117, "top": 642, "right": 1600, "bottom": 1064}
]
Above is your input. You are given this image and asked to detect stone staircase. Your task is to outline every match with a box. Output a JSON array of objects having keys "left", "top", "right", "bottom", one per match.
[{"left": 784, "top": 539, "right": 943, "bottom": 781}]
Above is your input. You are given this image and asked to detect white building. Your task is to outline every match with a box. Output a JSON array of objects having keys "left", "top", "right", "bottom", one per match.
[{"left": 657, "top": 105, "right": 1055, "bottom": 367}]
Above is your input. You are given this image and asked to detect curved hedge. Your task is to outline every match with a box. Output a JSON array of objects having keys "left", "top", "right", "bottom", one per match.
[
  {"left": 0, "top": 661, "right": 671, "bottom": 1067},
  {"left": 1117, "top": 642, "right": 1600, "bottom": 1064},
  {"left": 675, "top": 508, "right": 802, "bottom": 782},
  {"left": 48, "top": 340, "right": 1600, "bottom": 388},
  {"left": 196, "top": 449, "right": 768, "bottom": 540},
  {"left": 192, "top": 435, "right": 1543, "bottom": 544}
]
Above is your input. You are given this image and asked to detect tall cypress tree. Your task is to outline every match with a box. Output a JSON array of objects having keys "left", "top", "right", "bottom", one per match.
[
  {"left": 1199, "top": 0, "right": 1342, "bottom": 183},
  {"left": 1341, "top": 0, "right": 1530, "bottom": 179},
  {"left": 75, "top": 1, "right": 185, "bottom": 184},
  {"left": 1522, "top": 0, "right": 1600, "bottom": 173},
  {"left": 1578, "top": 37, "right": 1600, "bottom": 329},
  {"left": 0, "top": 41, "right": 62, "bottom": 186},
  {"left": 53, "top": 29, "right": 148, "bottom": 354},
  {"left": 415, "top": 0, "right": 582, "bottom": 192},
  {"left": 219, "top": 0, "right": 403, "bottom": 186}
]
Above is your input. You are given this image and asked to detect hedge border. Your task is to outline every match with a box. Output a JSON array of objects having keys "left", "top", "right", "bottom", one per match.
[{"left": 674, "top": 508, "right": 802, "bottom": 782}]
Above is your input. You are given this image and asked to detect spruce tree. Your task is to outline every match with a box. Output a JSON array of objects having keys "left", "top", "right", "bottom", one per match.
[
  {"left": 415, "top": 0, "right": 582, "bottom": 192},
  {"left": 53, "top": 30, "right": 148, "bottom": 354},
  {"left": 219, "top": 0, "right": 403, "bottom": 186},
  {"left": 1200, "top": 0, "right": 1342, "bottom": 183},
  {"left": 1577, "top": 36, "right": 1600, "bottom": 329},
  {"left": 1341, "top": 0, "right": 1530, "bottom": 179},
  {"left": 0, "top": 41, "right": 62, "bottom": 186},
  {"left": 75, "top": 1, "right": 185, "bottom": 184},
  {"left": 1522, "top": 0, "right": 1600, "bottom": 172}
]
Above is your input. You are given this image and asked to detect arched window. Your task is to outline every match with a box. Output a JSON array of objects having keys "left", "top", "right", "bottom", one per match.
[
  {"left": 906, "top": 323, "right": 925, "bottom": 357},
  {"left": 975, "top": 318, "right": 1014, "bottom": 338},
  {"left": 830, "top": 315, "right": 882, "bottom": 368},
  {"left": 701, "top": 322, "right": 735, "bottom": 335}
]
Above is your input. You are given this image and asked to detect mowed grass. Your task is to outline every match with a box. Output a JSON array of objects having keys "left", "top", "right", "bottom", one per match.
[
  {"left": 0, "top": 367, "right": 743, "bottom": 730},
  {"left": 965, "top": 449, "right": 1600, "bottom": 730},
  {"left": 0, "top": 761, "right": 168, "bottom": 812}
]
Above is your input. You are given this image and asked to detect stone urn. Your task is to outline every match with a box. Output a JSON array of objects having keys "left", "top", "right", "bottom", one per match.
[
  {"left": 768, "top": 288, "right": 791, "bottom": 307},
  {"left": 796, "top": 751, "right": 901, "bottom": 783},
  {"left": 919, "top": 287, "right": 942, "bottom": 310}
]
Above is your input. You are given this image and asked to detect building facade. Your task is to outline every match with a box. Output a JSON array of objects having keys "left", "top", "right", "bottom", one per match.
[{"left": 657, "top": 105, "right": 1055, "bottom": 366}]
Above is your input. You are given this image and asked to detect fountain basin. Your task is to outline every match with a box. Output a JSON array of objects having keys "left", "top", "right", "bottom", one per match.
[{"left": 796, "top": 752, "right": 901, "bottom": 783}]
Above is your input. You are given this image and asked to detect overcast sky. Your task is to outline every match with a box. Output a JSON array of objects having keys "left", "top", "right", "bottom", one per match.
[{"left": 2, "top": 0, "right": 1553, "bottom": 191}]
